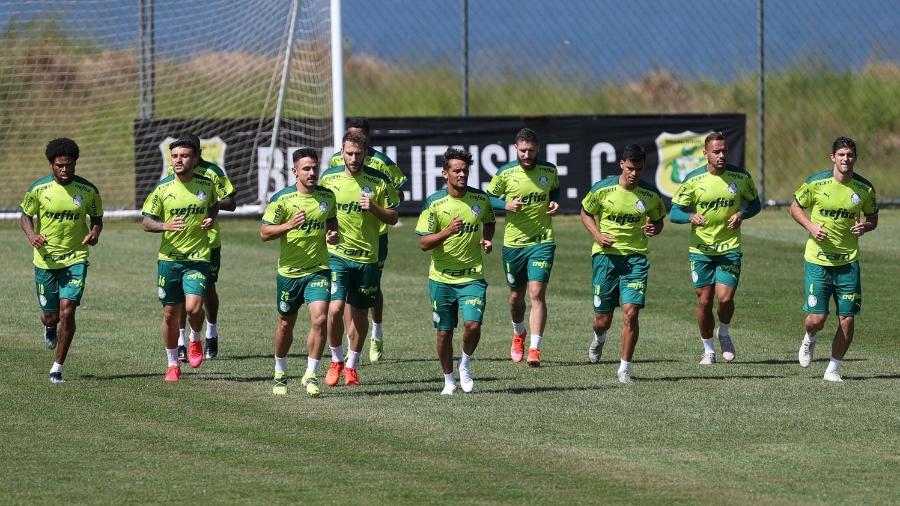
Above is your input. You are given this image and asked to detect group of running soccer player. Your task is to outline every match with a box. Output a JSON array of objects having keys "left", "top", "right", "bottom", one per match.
[{"left": 20, "top": 124, "right": 877, "bottom": 395}]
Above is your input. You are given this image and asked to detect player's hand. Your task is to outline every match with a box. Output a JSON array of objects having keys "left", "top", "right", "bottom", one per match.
[
  {"left": 642, "top": 221, "right": 660, "bottom": 237},
  {"left": 446, "top": 216, "right": 463, "bottom": 234},
  {"left": 360, "top": 193, "right": 372, "bottom": 210},
  {"left": 689, "top": 213, "right": 706, "bottom": 226},
  {"left": 165, "top": 217, "right": 186, "bottom": 232},
  {"left": 200, "top": 217, "right": 214, "bottom": 230},
  {"left": 289, "top": 210, "right": 306, "bottom": 228},
  {"left": 808, "top": 223, "right": 828, "bottom": 242},
  {"left": 597, "top": 233, "right": 615, "bottom": 247},
  {"left": 546, "top": 201, "right": 560, "bottom": 216},
  {"left": 81, "top": 231, "right": 99, "bottom": 246},
  {"left": 506, "top": 196, "right": 524, "bottom": 213},
  {"left": 850, "top": 219, "right": 868, "bottom": 237},
  {"left": 30, "top": 234, "right": 48, "bottom": 248},
  {"left": 480, "top": 239, "right": 493, "bottom": 254},
  {"left": 326, "top": 230, "right": 339, "bottom": 244},
  {"left": 727, "top": 212, "right": 743, "bottom": 230}
]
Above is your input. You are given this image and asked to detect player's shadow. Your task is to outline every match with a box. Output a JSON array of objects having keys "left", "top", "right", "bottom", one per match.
[
  {"left": 365, "top": 375, "right": 503, "bottom": 387},
  {"left": 216, "top": 353, "right": 301, "bottom": 361},
  {"left": 641, "top": 374, "right": 785, "bottom": 382},
  {"left": 550, "top": 359, "right": 677, "bottom": 367},
  {"left": 741, "top": 358, "right": 865, "bottom": 365},
  {"left": 841, "top": 373, "right": 900, "bottom": 381},
  {"left": 80, "top": 372, "right": 161, "bottom": 380},
  {"left": 337, "top": 382, "right": 611, "bottom": 397}
]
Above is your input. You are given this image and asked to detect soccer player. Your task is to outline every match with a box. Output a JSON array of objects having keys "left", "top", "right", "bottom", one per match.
[
  {"left": 486, "top": 128, "right": 560, "bottom": 367},
  {"left": 417, "top": 148, "right": 495, "bottom": 395},
  {"left": 579, "top": 145, "right": 666, "bottom": 384},
  {"left": 329, "top": 117, "right": 407, "bottom": 363},
  {"left": 261, "top": 148, "right": 339, "bottom": 397},
  {"left": 669, "top": 132, "right": 761, "bottom": 364},
  {"left": 165, "top": 134, "right": 236, "bottom": 362},
  {"left": 789, "top": 136, "right": 878, "bottom": 382},
  {"left": 19, "top": 138, "right": 103, "bottom": 384},
  {"left": 320, "top": 131, "right": 400, "bottom": 386},
  {"left": 142, "top": 135, "right": 219, "bottom": 381}
]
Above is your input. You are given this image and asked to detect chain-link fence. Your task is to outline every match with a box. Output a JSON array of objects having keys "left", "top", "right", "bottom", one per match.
[{"left": 0, "top": 0, "right": 897, "bottom": 210}]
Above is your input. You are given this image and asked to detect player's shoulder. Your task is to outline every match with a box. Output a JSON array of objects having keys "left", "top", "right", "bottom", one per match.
[
  {"left": 681, "top": 166, "right": 708, "bottom": 183},
  {"left": 198, "top": 159, "right": 226, "bottom": 178},
  {"left": 153, "top": 174, "right": 177, "bottom": 190},
  {"left": 535, "top": 159, "right": 557, "bottom": 172},
  {"left": 313, "top": 184, "right": 336, "bottom": 199},
  {"left": 724, "top": 164, "right": 751, "bottom": 178},
  {"left": 851, "top": 172, "right": 876, "bottom": 191},
  {"left": 422, "top": 189, "right": 450, "bottom": 209},
  {"left": 269, "top": 185, "right": 297, "bottom": 203},
  {"left": 494, "top": 160, "right": 519, "bottom": 176},
  {"left": 72, "top": 175, "right": 100, "bottom": 194},
  {"left": 26, "top": 175, "right": 55, "bottom": 192},
  {"left": 636, "top": 179, "right": 663, "bottom": 198},
  {"left": 465, "top": 186, "right": 492, "bottom": 203},
  {"left": 804, "top": 169, "right": 833, "bottom": 184},
  {"left": 367, "top": 148, "right": 396, "bottom": 166},
  {"left": 328, "top": 151, "right": 342, "bottom": 166},
  {"left": 320, "top": 166, "right": 344, "bottom": 179},
  {"left": 192, "top": 172, "right": 215, "bottom": 186},
  {"left": 589, "top": 175, "right": 619, "bottom": 193},
  {"left": 362, "top": 166, "right": 391, "bottom": 185}
]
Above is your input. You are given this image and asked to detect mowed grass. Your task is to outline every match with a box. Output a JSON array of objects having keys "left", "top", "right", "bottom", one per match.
[{"left": 1, "top": 209, "right": 899, "bottom": 505}]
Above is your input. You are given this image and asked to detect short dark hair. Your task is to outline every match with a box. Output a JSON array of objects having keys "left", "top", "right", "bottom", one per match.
[
  {"left": 45, "top": 137, "right": 79, "bottom": 163},
  {"left": 169, "top": 132, "right": 201, "bottom": 155},
  {"left": 342, "top": 130, "right": 368, "bottom": 150},
  {"left": 292, "top": 147, "right": 319, "bottom": 164},
  {"left": 442, "top": 147, "right": 473, "bottom": 170},
  {"left": 704, "top": 131, "right": 726, "bottom": 148},
  {"left": 515, "top": 128, "right": 539, "bottom": 144},
  {"left": 832, "top": 136, "right": 857, "bottom": 155},
  {"left": 346, "top": 117, "right": 370, "bottom": 135},
  {"left": 621, "top": 144, "right": 646, "bottom": 163}
]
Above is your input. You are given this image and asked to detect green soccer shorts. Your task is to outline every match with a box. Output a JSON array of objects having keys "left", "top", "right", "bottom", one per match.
[
  {"left": 591, "top": 253, "right": 650, "bottom": 313},
  {"left": 329, "top": 255, "right": 380, "bottom": 309},
  {"left": 276, "top": 271, "right": 331, "bottom": 316},
  {"left": 803, "top": 261, "right": 861, "bottom": 316},
  {"left": 689, "top": 250, "right": 742, "bottom": 289},
  {"left": 502, "top": 242, "right": 555, "bottom": 288},
  {"left": 34, "top": 262, "right": 88, "bottom": 313},
  {"left": 157, "top": 259, "right": 209, "bottom": 306},
  {"left": 428, "top": 279, "right": 487, "bottom": 331}
]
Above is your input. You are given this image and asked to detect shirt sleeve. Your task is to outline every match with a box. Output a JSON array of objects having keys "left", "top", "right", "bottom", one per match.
[
  {"left": 19, "top": 188, "right": 38, "bottom": 216},
  {"left": 863, "top": 186, "right": 878, "bottom": 216},
  {"left": 88, "top": 188, "right": 104, "bottom": 218},
  {"left": 415, "top": 203, "right": 437, "bottom": 236},
  {"left": 260, "top": 198, "right": 282, "bottom": 225},
  {"left": 793, "top": 182, "right": 811, "bottom": 208},
  {"left": 581, "top": 191, "right": 599, "bottom": 215},
  {"left": 218, "top": 175, "right": 235, "bottom": 200},
  {"left": 486, "top": 172, "right": 505, "bottom": 198},
  {"left": 482, "top": 196, "right": 496, "bottom": 224},
  {"left": 142, "top": 187, "right": 162, "bottom": 218},
  {"left": 381, "top": 181, "right": 400, "bottom": 209},
  {"left": 671, "top": 180, "right": 693, "bottom": 208},
  {"left": 741, "top": 174, "right": 759, "bottom": 201},
  {"left": 327, "top": 192, "right": 337, "bottom": 219},
  {"left": 649, "top": 194, "right": 667, "bottom": 221}
]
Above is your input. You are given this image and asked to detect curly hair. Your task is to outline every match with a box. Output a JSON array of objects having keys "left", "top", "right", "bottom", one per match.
[{"left": 45, "top": 138, "right": 80, "bottom": 163}]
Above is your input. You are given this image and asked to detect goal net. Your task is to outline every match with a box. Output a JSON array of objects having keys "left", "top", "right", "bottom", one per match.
[{"left": 0, "top": 0, "right": 332, "bottom": 211}]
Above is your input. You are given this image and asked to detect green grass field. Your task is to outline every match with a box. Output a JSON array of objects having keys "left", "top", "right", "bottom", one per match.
[{"left": 2, "top": 210, "right": 899, "bottom": 504}]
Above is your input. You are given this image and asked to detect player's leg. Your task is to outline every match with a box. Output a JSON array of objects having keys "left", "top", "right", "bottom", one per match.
[
  {"left": 589, "top": 254, "right": 619, "bottom": 364},
  {"left": 437, "top": 329, "right": 456, "bottom": 395},
  {"left": 273, "top": 312, "right": 297, "bottom": 395},
  {"left": 158, "top": 260, "right": 186, "bottom": 381},
  {"left": 325, "top": 258, "right": 348, "bottom": 386},
  {"left": 369, "top": 233, "right": 388, "bottom": 362},
  {"left": 301, "top": 273, "right": 330, "bottom": 397},
  {"left": 429, "top": 280, "right": 458, "bottom": 394},
  {"left": 524, "top": 243, "right": 555, "bottom": 367},
  {"left": 823, "top": 262, "right": 861, "bottom": 382},
  {"left": 343, "top": 304, "right": 368, "bottom": 385},
  {"left": 457, "top": 280, "right": 486, "bottom": 393},
  {"left": 35, "top": 267, "right": 61, "bottom": 350},
  {"left": 799, "top": 261, "right": 831, "bottom": 368},
  {"left": 182, "top": 262, "right": 209, "bottom": 369},
  {"left": 690, "top": 253, "right": 717, "bottom": 364},
  {"left": 712, "top": 252, "right": 741, "bottom": 361},
  {"left": 503, "top": 246, "right": 528, "bottom": 362},
  {"left": 616, "top": 255, "right": 648, "bottom": 382},
  {"left": 176, "top": 305, "right": 188, "bottom": 363},
  {"left": 203, "top": 247, "right": 221, "bottom": 359}
]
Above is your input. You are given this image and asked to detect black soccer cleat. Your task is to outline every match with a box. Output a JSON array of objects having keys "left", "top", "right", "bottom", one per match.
[
  {"left": 204, "top": 337, "right": 218, "bottom": 359},
  {"left": 177, "top": 345, "right": 188, "bottom": 363}
]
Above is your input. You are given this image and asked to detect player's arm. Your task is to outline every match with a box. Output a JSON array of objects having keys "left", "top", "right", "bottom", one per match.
[
  {"left": 325, "top": 217, "right": 339, "bottom": 244},
  {"left": 547, "top": 187, "right": 561, "bottom": 215},
  {"left": 82, "top": 216, "right": 103, "bottom": 246},
  {"left": 419, "top": 216, "right": 463, "bottom": 251},
  {"left": 19, "top": 212, "right": 47, "bottom": 248},
  {"left": 668, "top": 204, "right": 693, "bottom": 224},
  {"left": 481, "top": 222, "right": 495, "bottom": 253},
  {"left": 851, "top": 213, "right": 878, "bottom": 236},
  {"left": 580, "top": 207, "right": 614, "bottom": 247},
  {"left": 360, "top": 190, "right": 399, "bottom": 225},
  {"left": 789, "top": 199, "right": 827, "bottom": 242},
  {"left": 218, "top": 193, "right": 237, "bottom": 212},
  {"left": 260, "top": 210, "right": 305, "bottom": 241},
  {"left": 143, "top": 214, "right": 185, "bottom": 233}
]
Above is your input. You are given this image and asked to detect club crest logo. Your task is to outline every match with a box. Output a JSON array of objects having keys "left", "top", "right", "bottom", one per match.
[
  {"left": 507, "top": 273, "right": 516, "bottom": 284},
  {"left": 850, "top": 193, "right": 861, "bottom": 205},
  {"left": 158, "top": 287, "right": 166, "bottom": 299},
  {"left": 361, "top": 186, "right": 372, "bottom": 197},
  {"left": 319, "top": 201, "right": 329, "bottom": 213},
  {"left": 432, "top": 312, "right": 441, "bottom": 324},
  {"left": 539, "top": 176, "right": 549, "bottom": 187},
  {"left": 158, "top": 135, "right": 228, "bottom": 178},
  {"left": 635, "top": 200, "right": 646, "bottom": 213},
  {"left": 727, "top": 183, "right": 738, "bottom": 195},
  {"left": 655, "top": 130, "right": 712, "bottom": 197},
  {"left": 72, "top": 194, "right": 83, "bottom": 207},
  {"left": 471, "top": 204, "right": 481, "bottom": 216},
  {"left": 279, "top": 301, "right": 290, "bottom": 313},
  {"left": 39, "top": 295, "right": 47, "bottom": 307},
  {"left": 330, "top": 283, "right": 337, "bottom": 295},
  {"left": 807, "top": 294, "right": 817, "bottom": 307},
  {"left": 691, "top": 271, "right": 699, "bottom": 284},
  {"left": 196, "top": 190, "right": 207, "bottom": 202},
  {"left": 593, "top": 295, "right": 602, "bottom": 308}
]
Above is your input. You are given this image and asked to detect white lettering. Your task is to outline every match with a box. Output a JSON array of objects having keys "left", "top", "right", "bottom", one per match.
[
  {"left": 425, "top": 145, "right": 448, "bottom": 196},
  {"left": 257, "top": 147, "right": 285, "bottom": 203},
  {"left": 411, "top": 145, "right": 423, "bottom": 200},
  {"left": 545, "top": 143, "right": 569, "bottom": 176},
  {"left": 590, "top": 142, "right": 616, "bottom": 184}
]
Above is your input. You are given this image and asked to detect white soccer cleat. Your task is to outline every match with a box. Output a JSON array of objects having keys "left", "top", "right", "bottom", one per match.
[
  {"left": 588, "top": 336, "right": 604, "bottom": 364},
  {"left": 823, "top": 371, "right": 843, "bottom": 383},
  {"left": 459, "top": 366, "right": 474, "bottom": 393},
  {"left": 718, "top": 333, "right": 735, "bottom": 362},
  {"left": 616, "top": 370, "right": 634, "bottom": 384},
  {"left": 799, "top": 340, "right": 815, "bottom": 368},
  {"left": 699, "top": 352, "right": 716, "bottom": 365},
  {"left": 441, "top": 383, "right": 457, "bottom": 396}
]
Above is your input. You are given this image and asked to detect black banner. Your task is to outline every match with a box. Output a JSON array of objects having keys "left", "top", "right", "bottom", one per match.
[{"left": 134, "top": 114, "right": 745, "bottom": 213}]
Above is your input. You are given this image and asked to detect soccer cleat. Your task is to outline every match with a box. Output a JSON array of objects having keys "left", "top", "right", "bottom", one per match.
[
  {"left": 187, "top": 341, "right": 204, "bottom": 368},
  {"left": 272, "top": 371, "right": 288, "bottom": 395},
  {"left": 204, "top": 337, "right": 218, "bottom": 359},
  {"left": 588, "top": 336, "right": 604, "bottom": 364},
  {"left": 823, "top": 371, "right": 843, "bottom": 383},
  {"left": 324, "top": 361, "right": 344, "bottom": 387},
  {"left": 526, "top": 347, "right": 541, "bottom": 367},
  {"left": 699, "top": 352, "right": 716, "bottom": 365},
  {"left": 177, "top": 345, "right": 188, "bottom": 363},
  {"left": 441, "top": 383, "right": 457, "bottom": 396},
  {"left": 343, "top": 367, "right": 360, "bottom": 386},
  {"left": 49, "top": 372, "right": 65, "bottom": 384},
  {"left": 164, "top": 365, "right": 181, "bottom": 382},
  {"left": 616, "top": 370, "right": 634, "bottom": 384},
  {"left": 43, "top": 326, "right": 58, "bottom": 350},
  {"left": 799, "top": 340, "right": 815, "bottom": 368},
  {"left": 510, "top": 333, "right": 526, "bottom": 363},
  {"left": 302, "top": 372, "right": 321, "bottom": 398},
  {"left": 718, "top": 333, "right": 735, "bottom": 362},
  {"left": 369, "top": 338, "right": 384, "bottom": 363},
  {"left": 459, "top": 365, "right": 474, "bottom": 393}
]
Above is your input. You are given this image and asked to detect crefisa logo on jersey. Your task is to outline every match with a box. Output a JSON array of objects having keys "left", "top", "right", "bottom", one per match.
[
  {"left": 635, "top": 200, "right": 646, "bottom": 213},
  {"left": 655, "top": 130, "right": 712, "bottom": 197},
  {"left": 471, "top": 204, "right": 481, "bottom": 216},
  {"left": 319, "top": 201, "right": 329, "bottom": 213},
  {"left": 850, "top": 193, "right": 861, "bottom": 205},
  {"left": 539, "top": 176, "right": 549, "bottom": 187},
  {"left": 72, "top": 194, "right": 83, "bottom": 207},
  {"left": 727, "top": 182, "right": 738, "bottom": 195},
  {"left": 196, "top": 190, "right": 207, "bottom": 202}
]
